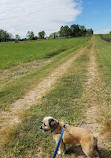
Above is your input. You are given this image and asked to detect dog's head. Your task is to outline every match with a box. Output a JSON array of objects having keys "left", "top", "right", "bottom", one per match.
[{"left": 40, "top": 116, "right": 58, "bottom": 133}]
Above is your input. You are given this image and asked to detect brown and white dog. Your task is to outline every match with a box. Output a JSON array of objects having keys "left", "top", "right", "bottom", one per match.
[{"left": 40, "top": 116, "right": 101, "bottom": 158}]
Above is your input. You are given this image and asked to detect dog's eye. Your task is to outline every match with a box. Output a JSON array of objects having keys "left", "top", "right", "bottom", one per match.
[{"left": 44, "top": 123, "right": 46, "bottom": 126}]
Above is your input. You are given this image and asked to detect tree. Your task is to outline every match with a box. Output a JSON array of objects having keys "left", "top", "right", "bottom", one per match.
[
  {"left": 34, "top": 36, "right": 38, "bottom": 40},
  {"left": 110, "top": 31, "right": 111, "bottom": 34},
  {"left": 59, "top": 24, "right": 88, "bottom": 38},
  {"left": 57, "top": 24, "right": 93, "bottom": 38},
  {"left": 59, "top": 25, "right": 71, "bottom": 37},
  {"left": 38, "top": 31, "right": 45, "bottom": 39},
  {"left": 87, "top": 29, "right": 93, "bottom": 35},
  {"left": 79, "top": 25, "right": 87, "bottom": 36},
  {"left": 15, "top": 34, "right": 20, "bottom": 43},
  {"left": 0, "top": 29, "right": 12, "bottom": 42},
  {"left": 70, "top": 24, "right": 80, "bottom": 37},
  {"left": 26, "top": 31, "right": 35, "bottom": 40}
]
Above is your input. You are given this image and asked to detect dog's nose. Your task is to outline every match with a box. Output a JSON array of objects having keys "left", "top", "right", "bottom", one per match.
[{"left": 40, "top": 126, "right": 42, "bottom": 129}]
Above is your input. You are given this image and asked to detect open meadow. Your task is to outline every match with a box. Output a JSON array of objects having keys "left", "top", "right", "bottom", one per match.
[
  {"left": 0, "top": 36, "right": 111, "bottom": 158},
  {"left": 0, "top": 37, "right": 90, "bottom": 110}
]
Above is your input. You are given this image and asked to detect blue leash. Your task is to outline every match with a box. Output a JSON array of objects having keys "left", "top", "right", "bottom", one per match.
[{"left": 52, "top": 125, "right": 65, "bottom": 158}]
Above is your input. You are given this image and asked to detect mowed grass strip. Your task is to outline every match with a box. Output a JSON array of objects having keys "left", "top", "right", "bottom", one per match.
[
  {"left": 0, "top": 37, "right": 90, "bottom": 109},
  {"left": 96, "top": 36, "right": 111, "bottom": 121},
  {"left": 95, "top": 36, "right": 111, "bottom": 158},
  {"left": 1, "top": 49, "right": 90, "bottom": 158}
]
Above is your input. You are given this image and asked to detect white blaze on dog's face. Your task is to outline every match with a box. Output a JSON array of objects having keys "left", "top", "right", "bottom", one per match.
[{"left": 40, "top": 116, "right": 58, "bottom": 133}]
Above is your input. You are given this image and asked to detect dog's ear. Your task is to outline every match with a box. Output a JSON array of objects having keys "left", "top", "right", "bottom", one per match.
[{"left": 49, "top": 118, "right": 56, "bottom": 127}]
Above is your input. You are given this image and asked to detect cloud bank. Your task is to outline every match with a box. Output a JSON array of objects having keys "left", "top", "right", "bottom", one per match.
[{"left": 0, "top": 0, "right": 82, "bottom": 37}]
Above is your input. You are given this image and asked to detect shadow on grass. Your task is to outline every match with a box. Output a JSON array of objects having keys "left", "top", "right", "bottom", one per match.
[
  {"left": 99, "top": 147, "right": 111, "bottom": 158},
  {"left": 66, "top": 145, "right": 85, "bottom": 157},
  {"left": 65, "top": 145, "right": 111, "bottom": 158}
]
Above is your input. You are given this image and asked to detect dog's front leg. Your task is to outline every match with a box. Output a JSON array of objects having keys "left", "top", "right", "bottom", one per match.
[
  {"left": 58, "top": 141, "right": 66, "bottom": 155},
  {"left": 53, "top": 135, "right": 66, "bottom": 155}
]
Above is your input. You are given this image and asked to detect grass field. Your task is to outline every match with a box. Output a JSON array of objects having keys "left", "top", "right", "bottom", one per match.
[
  {"left": 95, "top": 36, "right": 111, "bottom": 157},
  {"left": 0, "top": 38, "right": 89, "bottom": 69},
  {"left": 1, "top": 46, "right": 90, "bottom": 158},
  {"left": 0, "top": 37, "right": 90, "bottom": 109},
  {"left": 96, "top": 36, "right": 111, "bottom": 123},
  {"left": 0, "top": 36, "right": 111, "bottom": 158},
  {"left": 102, "top": 34, "right": 111, "bottom": 39}
]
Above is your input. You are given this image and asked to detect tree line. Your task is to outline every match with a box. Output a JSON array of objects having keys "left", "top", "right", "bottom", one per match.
[
  {"left": 50, "top": 25, "right": 93, "bottom": 38},
  {"left": 60, "top": 25, "right": 93, "bottom": 37},
  {"left": 0, "top": 29, "right": 46, "bottom": 42},
  {"left": 0, "top": 24, "right": 94, "bottom": 42}
]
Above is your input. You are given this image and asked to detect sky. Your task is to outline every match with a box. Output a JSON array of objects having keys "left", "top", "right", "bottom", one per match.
[{"left": 0, "top": 0, "right": 111, "bottom": 37}]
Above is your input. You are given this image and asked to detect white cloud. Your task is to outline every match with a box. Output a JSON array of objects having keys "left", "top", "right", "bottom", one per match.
[
  {"left": 95, "top": 28, "right": 111, "bottom": 34},
  {"left": 0, "top": 0, "right": 82, "bottom": 37}
]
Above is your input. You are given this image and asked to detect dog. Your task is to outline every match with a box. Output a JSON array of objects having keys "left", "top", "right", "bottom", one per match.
[{"left": 40, "top": 116, "right": 101, "bottom": 158}]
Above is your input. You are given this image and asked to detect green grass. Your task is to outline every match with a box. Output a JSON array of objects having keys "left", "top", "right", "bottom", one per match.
[
  {"left": 0, "top": 37, "right": 89, "bottom": 69},
  {"left": 0, "top": 37, "right": 91, "bottom": 109},
  {"left": 1, "top": 36, "right": 111, "bottom": 158},
  {"left": 96, "top": 36, "right": 111, "bottom": 97},
  {"left": 95, "top": 36, "right": 111, "bottom": 158},
  {"left": 102, "top": 34, "right": 111, "bottom": 39},
  {"left": 1, "top": 49, "right": 90, "bottom": 158}
]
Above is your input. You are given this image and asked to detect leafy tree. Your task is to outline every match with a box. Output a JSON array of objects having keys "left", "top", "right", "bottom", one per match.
[
  {"left": 34, "top": 36, "right": 38, "bottom": 40},
  {"left": 38, "top": 31, "right": 45, "bottom": 39},
  {"left": 26, "top": 31, "right": 35, "bottom": 40},
  {"left": 59, "top": 25, "right": 71, "bottom": 37},
  {"left": 52, "top": 24, "right": 93, "bottom": 38},
  {"left": 87, "top": 29, "right": 93, "bottom": 35},
  {"left": 15, "top": 34, "right": 20, "bottom": 43},
  {"left": 0, "top": 29, "right": 12, "bottom": 42},
  {"left": 79, "top": 25, "right": 87, "bottom": 36},
  {"left": 110, "top": 31, "right": 111, "bottom": 34},
  {"left": 70, "top": 24, "right": 81, "bottom": 37},
  {"left": 21, "top": 38, "right": 27, "bottom": 41}
]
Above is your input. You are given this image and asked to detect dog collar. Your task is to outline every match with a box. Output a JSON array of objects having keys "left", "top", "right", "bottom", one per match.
[
  {"left": 56, "top": 125, "right": 65, "bottom": 134},
  {"left": 51, "top": 122, "right": 59, "bottom": 133}
]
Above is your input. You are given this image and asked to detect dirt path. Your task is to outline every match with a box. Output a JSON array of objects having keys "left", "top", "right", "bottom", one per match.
[
  {"left": 0, "top": 45, "right": 88, "bottom": 145},
  {"left": 81, "top": 36, "right": 111, "bottom": 157},
  {"left": 82, "top": 36, "right": 101, "bottom": 132}
]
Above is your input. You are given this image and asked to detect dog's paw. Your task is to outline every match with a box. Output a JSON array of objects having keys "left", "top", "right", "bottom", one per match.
[
  {"left": 58, "top": 150, "right": 62, "bottom": 155},
  {"left": 58, "top": 150, "right": 66, "bottom": 155}
]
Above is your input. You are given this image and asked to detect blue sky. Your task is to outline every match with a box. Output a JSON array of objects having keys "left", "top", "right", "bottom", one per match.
[
  {"left": 74, "top": 0, "right": 111, "bottom": 34},
  {"left": 0, "top": 0, "right": 111, "bottom": 37}
]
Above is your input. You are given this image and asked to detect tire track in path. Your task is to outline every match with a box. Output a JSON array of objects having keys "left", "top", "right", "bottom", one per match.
[
  {"left": 82, "top": 36, "right": 101, "bottom": 132},
  {"left": 81, "top": 36, "right": 111, "bottom": 157},
  {"left": 0, "top": 44, "right": 89, "bottom": 145},
  {"left": 69, "top": 36, "right": 99, "bottom": 158}
]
